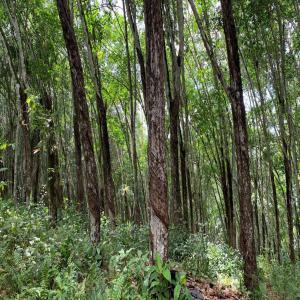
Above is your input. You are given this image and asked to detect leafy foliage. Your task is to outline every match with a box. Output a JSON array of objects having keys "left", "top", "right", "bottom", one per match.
[
  {"left": 0, "top": 201, "right": 193, "bottom": 299},
  {"left": 171, "top": 233, "right": 243, "bottom": 288}
]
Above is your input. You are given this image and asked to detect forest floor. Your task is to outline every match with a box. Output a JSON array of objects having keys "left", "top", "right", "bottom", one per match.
[
  {"left": 186, "top": 277, "right": 249, "bottom": 300},
  {"left": 186, "top": 278, "right": 283, "bottom": 300}
]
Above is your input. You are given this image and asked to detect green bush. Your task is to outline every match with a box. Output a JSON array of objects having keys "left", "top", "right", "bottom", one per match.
[
  {"left": 261, "top": 256, "right": 300, "bottom": 300},
  {"left": 0, "top": 200, "right": 192, "bottom": 300},
  {"left": 0, "top": 201, "right": 105, "bottom": 299},
  {"left": 171, "top": 232, "right": 243, "bottom": 288},
  {"left": 0, "top": 199, "right": 248, "bottom": 299}
]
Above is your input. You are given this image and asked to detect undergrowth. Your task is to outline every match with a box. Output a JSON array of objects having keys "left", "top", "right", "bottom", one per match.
[{"left": 0, "top": 199, "right": 255, "bottom": 299}]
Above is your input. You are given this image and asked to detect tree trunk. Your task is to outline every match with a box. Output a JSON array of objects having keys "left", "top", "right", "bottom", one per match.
[
  {"left": 123, "top": 0, "right": 141, "bottom": 223},
  {"left": 57, "top": 0, "right": 101, "bottom": 244},
  {"left": 18, "top": 84, "right": 32, "bottom": 205},
  {"left": 31, "top": 129, "right": 40, "bottom": 203},
  {"left": 77, "top": 0, "right": 116, "bottom": 223},
  {"left": 144, "top": 0, "right": 169, "bottom": 262},
  {"left": 164, "top": 1, "right": 182, "bottom": 225},
  {"left": 73, "top": 111, "right": 85, "bottom": 211},
  {"left": 220, "top": 0, "right": 258, "bottom": 291},
  {"left": 43, "top": 92, "right": 63, "bottom": 225},
  {"left": 180, "top": 130, "right": 189, "bottom": 228}
]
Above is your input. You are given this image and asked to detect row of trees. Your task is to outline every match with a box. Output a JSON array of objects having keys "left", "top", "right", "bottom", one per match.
[{"left": 0, "top": 0, "right": 299, "bottom": 293}]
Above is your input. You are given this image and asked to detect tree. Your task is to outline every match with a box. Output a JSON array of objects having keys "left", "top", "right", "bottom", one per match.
[
  {"left": 56, "top": 0, "right": 101, "bottom": 243},
  {"left": 220, "top": 0, "right": 258, "bottom": 291},
  {"left": 77, "top": 0, "right": 116, "bottom": 223},
  {"left": 43, "top": 92, "right": 63, "bottom": 225},
  {"left": 144, "top": 0, "right": 169, "bottom": 261}
]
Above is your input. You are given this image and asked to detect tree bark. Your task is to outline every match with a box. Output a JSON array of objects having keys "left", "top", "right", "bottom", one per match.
[
  {"left": 31, "top": 129, "right": 40, "bottom": 204},
  {"left": 144, "top": 0, "right": 169, "bottom": 262},
  {"left": 220, "top": 0, "right": 258, "bottom": 291},
  {"left": 123, "top": 0, "right": 141, "bottom": 223},
  {"left": 73, "top": 111, "right": 85, "bottom": 211},
  {"left": 164, "top": 1, "right": 182, "bottom": 225},
  {"left": 43, "top": 93, "right": 63, "bottom": 225},
  {"left": 77, "top": 0, "right": 116, "bottom": 223},
  {"left": 57, "top": 0, "right": 101, "bottom": 243}
]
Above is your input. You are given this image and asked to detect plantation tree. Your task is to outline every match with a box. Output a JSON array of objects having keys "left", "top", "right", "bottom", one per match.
[
  {"left": 56, "top": 0, "right": 101, "bottom": 243},
  {"left": 77, "top": 0, "right": 116, "bottom": 223},
  {"left": 221, "top": 0, "right": 258, "bottom": 290},
  {"left": 144, "top": 0, "right": 169, "bottom": 261},
  {"left": 0, "top": 0, "right": 300, "bottom": 297}
]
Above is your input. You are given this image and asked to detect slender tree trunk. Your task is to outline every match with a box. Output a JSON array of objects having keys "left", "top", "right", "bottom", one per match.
[
  {"left": 77, "top": 0, "right": 116, "bottom": 223},
  {"left": 31, "top": 129, "right": 40, "bottom": 203},
  {"left": 180, "top": 130, "right": 189, "bottom": 228},
  {"left": 57, "top": 0, "right": 101, "bottom": 243},
  {"left": 220, "top": 0, "right": 258, "bottom": 291},
  {"left": 123, "top": 0, "right": 141, "bottom": 223},
  {"left": 164, "top": 1, "right": 182, "bottom": 225},
  {"left": 18, "top": 84, "right": 32, "bottom": 205},
  {"left": 43, "top": 93, "right": 63, "bottom": 225},
  {"left": 13, "top": 114, "right": 22, "bottom": 203},
  {"left": 73, "top": 111, "right": 85, "bottom": 211},
  {"left": 5, "top": 0, "right": 32, "bottom": 205},
  {"left": 126, "top": 0, "right": 146, "bottom": 103},
  {"left": 144, "top": 0, "right": 169, "bottom": 262},
  {"left": 43, "top": 93, "right": 63, "bottom": 226}
]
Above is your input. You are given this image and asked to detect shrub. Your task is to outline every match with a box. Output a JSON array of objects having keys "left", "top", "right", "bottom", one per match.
[
  {"left": 170, "top": 232, "right": 243, "bottom": 288},
  {"left": 261, "top": 256, "right": 300, "bottom": 300},
  {"left": 0, "top": 200, "right": 105, "bottom": 299}
]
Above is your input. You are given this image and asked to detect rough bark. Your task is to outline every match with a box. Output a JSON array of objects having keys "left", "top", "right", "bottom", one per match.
[
  {"left": 144, "top": 0, "right": 169, "bottom": 262},
  {"left": 220, "top": 0, "right": 258, "bottom": 291},
  {"left": 57, "top": 0, "right": 101, "bottom": 243}
]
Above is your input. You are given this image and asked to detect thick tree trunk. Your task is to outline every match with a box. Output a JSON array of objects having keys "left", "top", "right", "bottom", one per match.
[
  {"left": 144, "top": 0, "right": 169, "bottom": 262},
  {"left": 57, "top": 0, "right": 101, "bottom": 243},
  {"left": 220, "top": 0, "right": 258, "bottom": 291}
]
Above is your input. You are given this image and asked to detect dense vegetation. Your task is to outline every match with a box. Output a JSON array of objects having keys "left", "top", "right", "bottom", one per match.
[{"left": 0, "top": 0, "right": 299, "bottom": 299}]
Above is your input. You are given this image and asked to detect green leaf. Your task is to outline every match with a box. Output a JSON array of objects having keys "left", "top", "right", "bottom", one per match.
[
  {"left": 178, "top": 272, "right": 187, "bottom": 285},
  {"left": 174, "top": 284, "right": 181, "bottom": 300},
  {"left": 155, "top": 254, "right": 162, "bottom": 272},
  {"left": 0, "top": 143, "right": 8, "bottom": 151},
  {"left": 162, "top": 268, "right": 171, "bottom": 282}
]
